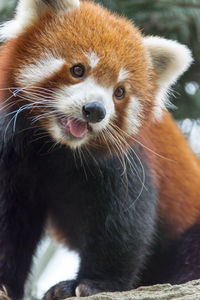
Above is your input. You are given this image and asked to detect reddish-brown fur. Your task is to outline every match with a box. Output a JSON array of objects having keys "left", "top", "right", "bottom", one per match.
[
  {"left": 0, "top": 2, "right": 156, "bottom": 148},
  {"left": 0, "top": 0, "right": 200, "bottom": 240},
  {"left": 140, "top": 112, "right": 200, "bottom": 237}
]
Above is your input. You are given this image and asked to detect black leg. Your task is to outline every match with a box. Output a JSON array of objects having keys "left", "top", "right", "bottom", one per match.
[
  {"left": 43, "top": 147, "right": 157, "bottom": 299},
  {"left": 0, "top": 196, "right": 46, "bottom": 300},
  {"left": 0, "top": 129, "right": 47, "bottom": 300},
  {"left": 141, "top": 223, "right": 200, "bottom": 286},
  {"left": 167, "top": 224, "right": 200, "bottom": 284}
]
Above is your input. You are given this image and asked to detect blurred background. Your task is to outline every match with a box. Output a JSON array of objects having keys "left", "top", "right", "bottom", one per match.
[
  {"left": 0, "top": 1, "right": 200, "bottom": 299},
  {"left": 0, "top": 0, "right": 200, "bottom": 119}
]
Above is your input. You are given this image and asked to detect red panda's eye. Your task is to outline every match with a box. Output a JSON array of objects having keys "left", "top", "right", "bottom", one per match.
[
  {"left": 70, "top": 64, "right": 85, "bottom": 78},
  {"left": 114, "top": 86, "right": 125, "bottom": 100}
]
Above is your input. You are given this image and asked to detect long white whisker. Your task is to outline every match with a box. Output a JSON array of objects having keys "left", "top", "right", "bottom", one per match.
[
  {"left": 3, "top": 104, "right": 34, "bottom": 140},
  {"left": 0, "top": 86, "right": 59, "bottom": 96},
  {"left": 84, "top": 145, "right": 102, "bottom": 177},
  {"left": 21, "top": 91, "right": 56, "bottom": 102},
  {"left": 108, "top": 124, "right": 145, "bottom": 187},
  {"left": 104, "top": 122, "right": 147, "bottom": 208},
  {"left": 110, "top": 121, "right": 173, "bottom": 162}
]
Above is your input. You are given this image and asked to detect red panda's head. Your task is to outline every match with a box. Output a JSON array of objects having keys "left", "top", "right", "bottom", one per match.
[{"left": 0, "top": 0, "right": 192, "bottom": 151}]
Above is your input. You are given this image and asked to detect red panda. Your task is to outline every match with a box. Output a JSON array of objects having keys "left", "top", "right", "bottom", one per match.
[{"left": 0, "top": 0, "right": 199, "bottom": 299}]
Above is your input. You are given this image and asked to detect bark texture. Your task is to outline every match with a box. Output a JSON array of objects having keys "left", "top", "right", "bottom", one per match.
[{"left": 68, "top": 280, "right": 200, "bottom": 300}]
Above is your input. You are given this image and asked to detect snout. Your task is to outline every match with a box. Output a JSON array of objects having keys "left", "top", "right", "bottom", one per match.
[{"left": 82, "top": 102, "right": 106, "bottom": 123}]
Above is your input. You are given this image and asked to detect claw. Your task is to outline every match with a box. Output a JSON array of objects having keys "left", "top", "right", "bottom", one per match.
[{"left": 0, "top": 286, "right": 12, "bottom": 300}]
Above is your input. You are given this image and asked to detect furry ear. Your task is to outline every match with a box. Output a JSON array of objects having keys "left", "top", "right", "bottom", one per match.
[
  {"left": 144, "top": 36, "right": 193, "bottom": 119},
  {"left": 0, "top": 0, "right": 80, "bottom": 41},
  {"left": 42, "top": 0, "right": 79, "bottom": 11}
]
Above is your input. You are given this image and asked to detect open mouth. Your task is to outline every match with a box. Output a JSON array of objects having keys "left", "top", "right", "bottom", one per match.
[{"left": 58, "top": 115, "right": 88, "bottom": 139}]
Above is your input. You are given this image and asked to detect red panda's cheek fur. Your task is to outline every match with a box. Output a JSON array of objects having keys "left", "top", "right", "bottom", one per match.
[
  {"left": 113, "top": 85, "right": 157, "bottom": 145},
  {"left": 0, "top": 0, "right": 158, "bottom": 153}
]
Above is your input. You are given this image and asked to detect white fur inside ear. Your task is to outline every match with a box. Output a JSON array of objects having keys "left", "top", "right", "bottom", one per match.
[
  {"left": 144, "top": 36, "right": 193, "bottom": 88},
  {"left": 0, "top": 0, "right": 80, "bottom": 41},
  {"left": 0, "top": 0, "right": 45, "bottom": 41},
  {"left": 57, "top": 0, "right": 80, "bottom": 10},
  {"left": 43, "top": 0, "right": 80, "bottom": 11},
  {"left": 144, "top": 36, "right": 193, "bottom": 120}
]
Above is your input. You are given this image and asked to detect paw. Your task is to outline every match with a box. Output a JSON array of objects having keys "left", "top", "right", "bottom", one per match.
[
  {"left": 0, "top": 286, "right": 12, "bottom": 300},
  {"left": 42, "top": 280, "right": 76, "bottom": 300},
  {"left": 75, "top": 283, "right": 100, "bottom": 297},
  {"left": 75, "top": 279, "right": 115, "bottom": 297}
]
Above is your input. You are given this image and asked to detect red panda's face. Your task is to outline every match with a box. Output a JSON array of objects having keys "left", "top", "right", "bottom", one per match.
[{"left": 0, "top": 0, "right": 192, "bottom": 151}]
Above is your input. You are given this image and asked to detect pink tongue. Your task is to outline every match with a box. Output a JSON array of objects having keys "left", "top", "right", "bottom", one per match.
[{"left": 68, "top": 118, "right": 88, "bottom": 138}]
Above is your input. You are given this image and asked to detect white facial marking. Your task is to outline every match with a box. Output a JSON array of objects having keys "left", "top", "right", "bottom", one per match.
[
  {"left": 117, "top": 69, "right": 142, "bottom": 134},
  {"left": 118, "top": 68, "right": 130, "bottom": 83},
  {"left": 50, "top": 76, "right": 115, "bottom": 148},
  {"left": 86, "top": 52, "right": 100, "bottom": 69},
  {"left": 55, "top": 77, "right": 114, "bottom": 122},
  {"left": 49, "top": 121, "right": 90, "bottom": 149},
  {"left": 17, "top": 55, "right": 65, "bottom": 85},
  {"left": 125, "top": 96, "right": 143, "bottom": 135},
  {"left": 153, "top": 88, "right": 168, "bottom": 121}
]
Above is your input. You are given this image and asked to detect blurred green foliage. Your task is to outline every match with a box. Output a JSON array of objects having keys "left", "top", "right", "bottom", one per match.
[
  {"left": 0, "top": 0, "right": 16, "bottom": 21},
  {"left": 1, "top": 0, "right": 200, "bottom": 119}
]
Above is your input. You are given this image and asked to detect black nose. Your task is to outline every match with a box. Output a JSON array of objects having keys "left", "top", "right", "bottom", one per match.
[{"left": 82, "top": 102, "right": 106, "bottom": 123}]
